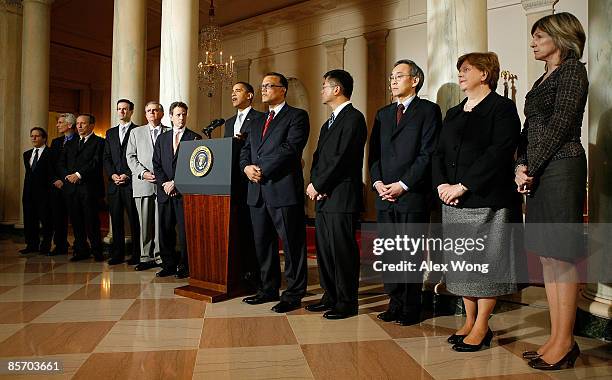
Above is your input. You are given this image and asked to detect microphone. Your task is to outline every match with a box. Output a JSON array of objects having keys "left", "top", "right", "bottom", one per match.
[{"left": 202, "top": 118, "right": 225, "bottom": 133}]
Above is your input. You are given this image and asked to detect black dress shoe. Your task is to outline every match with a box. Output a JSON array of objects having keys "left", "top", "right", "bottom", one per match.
[
  {"left": 376, "top": 310, "right": 399, "bottom": 322},
  {"left": 70, "top": 254, "right": 90, "bottom": 262},
  {"left": 19, "top": 247, "right": 38, "bottom": 254},
  {"left": 107, "top": 258, "right": 125, "bottom": 265},
  {"left": 175, "top": 269, "right": 189, "bottom": 279},
  {"left": 271, "top": 301, "right": 301, "bottom": 313},
  {"left": 127, "top": 256, "right": 140, "bottom": 265},
  {"left": 135, "top": 261, "right": 159, "bottom": 271},
  {"left": 452, "top": 328, "right": 493, "bottom": 352},
  {"left": 156, "top": 268, "right": 177, "bottom": 277},
  {"left": 93, "top": 254, "right": 105, "bottom": 262},
  {"left": 242, "top": 294, "right": 279, "bottom": 305},
  {"left": 395, "top": 314, "right": 421, "bottom": 326},
  {"left": 522, "top": 351, "right": 541, "bottom": 360},
  {"left": 323, "top": 309, "right": 357, "bottom": 320},
  {"left": 48, "top": 248, "right": 67, "bottom": 256},
  {"left": 305, "top": 302, "right": 332, "bottom": 312},
  {"left": 528, "top": 343, "right": 580, "bottom": 370},
  {"left": 447, "top": 334, "right": 467, "bottom": 344}
]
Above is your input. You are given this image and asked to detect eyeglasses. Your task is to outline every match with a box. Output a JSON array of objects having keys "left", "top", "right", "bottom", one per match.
[
  {"left": 260, "top": 84, "right": 284, "bottom": 90},
  {"left": 388, "top": 74, "right": 412, "bottom": 82}
]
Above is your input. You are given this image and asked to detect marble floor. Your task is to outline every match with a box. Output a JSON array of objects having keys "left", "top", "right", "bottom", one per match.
[{"left": 0, "top": 237, "right": 610, "bottom": 379}]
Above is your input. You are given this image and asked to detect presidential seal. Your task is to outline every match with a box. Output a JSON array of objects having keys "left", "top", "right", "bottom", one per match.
[{"left": 190, "top": 146, "right": 213, "bottom": 177}]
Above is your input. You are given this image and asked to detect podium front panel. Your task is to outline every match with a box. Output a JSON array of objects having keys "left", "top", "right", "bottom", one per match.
[{"left": 175, "top": 138, "right": 234, "bottom": 195}]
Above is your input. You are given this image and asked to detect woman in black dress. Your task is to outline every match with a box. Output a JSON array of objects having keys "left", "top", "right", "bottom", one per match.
[
  {"left": 433, "top": 52, "right": 521, "bottom": 352},
  {"left": 515, "top": 12, "right": 588, "bottom": 370}
]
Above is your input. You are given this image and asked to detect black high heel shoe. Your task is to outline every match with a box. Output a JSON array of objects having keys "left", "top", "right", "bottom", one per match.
[
  {"left": 452, "top": 328, "right": 493, "bottom": 352},
  {"left": 447, "top": 334, "right": 466, "bottom": 344},
  {"left": 522, "top": 350, "right": 541, "bottom": 360},
  {"left": 528, "top": 343, "right": 580, "bottom": 370}
]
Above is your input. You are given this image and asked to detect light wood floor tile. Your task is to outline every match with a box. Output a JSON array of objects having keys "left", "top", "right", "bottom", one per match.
[{"left": 200, "top": 316, "right": 297, "bottom": 348}]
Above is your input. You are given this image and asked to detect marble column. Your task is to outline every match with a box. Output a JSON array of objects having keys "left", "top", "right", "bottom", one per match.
[
  {"left": 577, "top": 0, "right": 612, "bottom": 341},
  {"left": 521, "top": 0, "right": 556, "bottom": 88},
  {"left": 18, "top": 0, "right": 53, "bottom": 227},
  {"left": 159, "top": 0, "right": 199, "bottom": 127},
  {"left": 0, "top": 1, "right": 23, "bottom": 225},
  {"left": 427, "top": 0, "right": 487, "bottom": 116},
  {"left": 363, "top": 30, "right": 389, "bottom": 222},
  {"left": 110, "top": 0, "right": 147, "bottom": 126}
]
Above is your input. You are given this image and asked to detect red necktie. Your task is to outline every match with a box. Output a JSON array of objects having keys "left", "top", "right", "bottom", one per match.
[
  {"left": 262, "top": 110, "right": 275, "bottom": 137},
  {"left": 396, "top": 103, "right": 405, "bottom": 125}
]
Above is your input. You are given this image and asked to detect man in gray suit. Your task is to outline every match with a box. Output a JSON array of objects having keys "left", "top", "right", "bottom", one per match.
[{"left": 126, "top": 101, "right": 169, "bottom": 271}]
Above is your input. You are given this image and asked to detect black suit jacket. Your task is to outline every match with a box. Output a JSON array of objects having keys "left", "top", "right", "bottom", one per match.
[
  {"left": 103, "top": 122, "right": 138, "bottom": 194},
  {"left": 23, "top": 147, "right": 53, "bottom": 201},
  {"left": 368, "top": 97, "right": 442, "bottom": 212},
  {"left": 58, "top": 134, "right": 105, "bottom": 197},
  {"left": 239, "top": 104, "right": 310, "bottom": 208},
  {"left": 49, "top": 135, "right": 76, "bottom": 183},
  {"left": 224, "top": 108, "right": 265, "bottom": 138},
  {"left": 152, "top": 128, "right": 202, "bottom": 203},
  {"left": 311, "top": 104, "right": 367, "bottom": 213},
  {"left": 432, "top": 91, "right": 521, "bottom": 209}
]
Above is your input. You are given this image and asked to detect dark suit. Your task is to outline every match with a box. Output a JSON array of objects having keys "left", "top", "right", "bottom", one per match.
[
  {"left": 58, "top": 134, "right": 105, "bottom": 257},
  {"left": 224, "top": 107, "right": 264, "bottom": 138},
  {"left": 22, "top": 146, "right": 53, "bottom": 251},
  {"left": 239, "top": 103, "right": 310, "bottom": 302},
  {"left": 103, "top": 122, "right": 140, "bottom": 260},
  {"left": 48, "top": 135, "right": 76, "bottom": 252},
  {"left": 225, "top": 108, "right": 265, "bottom": 289},
  {"left": 433, "top": 92, "right": 521, "bottom": 208},
  {"left": 368, "top": 96, "right": 442, "bottom": 316},
  {"left": 310, "top": 104, "right": 367, "bottom": 314},
  {"left": 152, "top": 127, "right": 201, "bottom": 272}
]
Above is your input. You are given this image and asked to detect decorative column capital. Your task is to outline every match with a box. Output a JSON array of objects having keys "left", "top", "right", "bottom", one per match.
[
  {"left": 363, "top": 29, "right": 389, "bottom": 45},
  {"left": 0, "top": 0, "right": 22, "bottom": 12},
  {"left": 235, "top": 59, "right": 251, "bottom": 72},
  {"left": 521, "top": 0, "right": 557, "bottom": 14},
  {"left": 323, "top": 38, "right": 346, "bottom": 52}
]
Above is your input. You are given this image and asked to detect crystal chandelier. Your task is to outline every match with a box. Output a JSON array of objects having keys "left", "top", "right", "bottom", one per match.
[{"left": 197, "top": 0, "right": 235, "bottom": 97}]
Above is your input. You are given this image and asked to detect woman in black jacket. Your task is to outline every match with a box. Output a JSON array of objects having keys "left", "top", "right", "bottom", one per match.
[
  {"left": 433, "top": 52, "right": 521, "bottom": 353},
  {"left": 515, "top": 12, "right": 588, "bottom": 370}
]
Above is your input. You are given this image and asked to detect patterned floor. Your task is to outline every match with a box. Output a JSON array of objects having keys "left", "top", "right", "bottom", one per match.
[{"left": 0, "top": 235, "right": 610, "bottom": 379}]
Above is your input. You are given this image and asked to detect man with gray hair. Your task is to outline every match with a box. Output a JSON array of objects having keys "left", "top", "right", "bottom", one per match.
[
  {"left": 126, "top": 101, "right": 169, "bottom": 270},
  {"left": 48, "top": 113, "right": 77, "bottom": 255}
]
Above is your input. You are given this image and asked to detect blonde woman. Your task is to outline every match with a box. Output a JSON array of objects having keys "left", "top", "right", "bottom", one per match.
[{"left": 515, "top": 12, "right": 588, "bottom": 370}]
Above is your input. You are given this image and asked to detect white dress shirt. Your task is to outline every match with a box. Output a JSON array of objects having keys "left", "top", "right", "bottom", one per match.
[
  {"left": 233, "top": 106, "right": 252, "bottom": 136},
  {"left": 29, "top": 145, "right": 46, "bottom": 166}
]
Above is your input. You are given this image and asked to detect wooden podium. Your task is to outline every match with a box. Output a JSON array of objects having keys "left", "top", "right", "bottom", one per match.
[{"left": 173, "top": 138, "right": 251, "bottom": 302}]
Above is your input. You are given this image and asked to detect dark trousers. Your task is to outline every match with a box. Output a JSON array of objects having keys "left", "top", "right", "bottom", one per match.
[
  {"left": 158, "top": 197, "right": 187, "bottom": 271},
  {"left": 108, "top": 186, "right": 140, "bottom": 260},
  {"left": 50, "top": 188, "right": 69, "bottom": 251},
  {"left": 315, "top": 211, "right": 360, "bottom": 313},
  {"left": 70, "top": 188, "right": 103, "bottom": 256},
  {"left": 23, "top": 192, "right": 52, "bottom": 251},
  {"left": 377, "top": 209, "right": 428, "bottom": 315},
  {"left": 249, "top": 201, "right": 307, "bottom": 302}
]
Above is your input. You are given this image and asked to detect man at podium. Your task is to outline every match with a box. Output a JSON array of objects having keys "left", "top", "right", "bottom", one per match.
[{"left": 240, "top": 72, "right": 310, "bottom": 313}]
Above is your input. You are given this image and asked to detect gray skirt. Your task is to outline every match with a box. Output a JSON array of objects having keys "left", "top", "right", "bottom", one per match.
[
  {"left": 442, "top": 205, "right": 520, "bottom": 297},
  {"left": 525, "top": 155, "right": 587, "bottom": 262}
]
